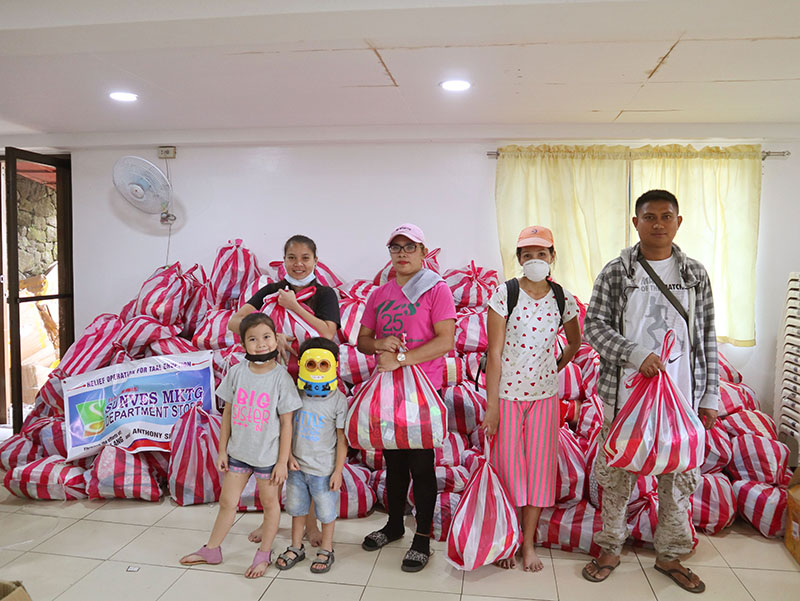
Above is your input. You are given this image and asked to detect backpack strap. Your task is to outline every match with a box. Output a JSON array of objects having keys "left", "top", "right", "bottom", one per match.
[
  {"left": 504, "top": 278, "right": 520, "bottom": 322},
  {"left": 548, "top": 280, "right": 566, "bottom": 325}
]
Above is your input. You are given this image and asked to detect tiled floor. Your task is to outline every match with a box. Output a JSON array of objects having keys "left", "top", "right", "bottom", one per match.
[{"left": 0, "top": 486, "right": 798, "bottom": 601}]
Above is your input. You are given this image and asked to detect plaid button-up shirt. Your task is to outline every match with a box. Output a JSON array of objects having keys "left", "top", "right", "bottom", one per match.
[{"left": 584, "top": 243, "right": 719, "bottom": 423}]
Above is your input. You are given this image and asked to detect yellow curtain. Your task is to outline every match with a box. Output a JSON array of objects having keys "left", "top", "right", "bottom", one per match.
[
  {"left": 630, "top": 144, "right": 762, "bottom": 346},
  {"left": 494, "top": 144, "right": 629, "bottom": 302}
]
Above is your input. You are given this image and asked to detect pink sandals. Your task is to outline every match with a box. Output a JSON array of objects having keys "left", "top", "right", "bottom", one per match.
[
  {"left": 180, "top": 545, "right": 223, "bottom": 566},
  {"left": 245, "top": 549, "right": 272, "bottom": 578}
]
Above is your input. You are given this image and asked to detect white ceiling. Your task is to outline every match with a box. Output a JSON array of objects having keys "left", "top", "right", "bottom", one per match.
[{"left": 1, "top": 0, "right": 799, "bottom": 148}]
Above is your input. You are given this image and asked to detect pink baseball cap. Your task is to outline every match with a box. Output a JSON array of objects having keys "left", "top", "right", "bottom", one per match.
[
  {"left": 387, "top": 223, "right": 426, "bottom": 245},
  {"left": 517, "top": 225, "right": 554, "bottom": 248}
]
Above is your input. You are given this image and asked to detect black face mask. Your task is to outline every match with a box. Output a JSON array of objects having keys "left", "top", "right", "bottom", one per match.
[{"left": 245, "top": 349, "right": 279, "bottom": 363}]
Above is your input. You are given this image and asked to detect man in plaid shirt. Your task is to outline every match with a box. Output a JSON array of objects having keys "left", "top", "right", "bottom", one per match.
[{"left": 582, "top": 190, "right": 719, "bottom": 594}]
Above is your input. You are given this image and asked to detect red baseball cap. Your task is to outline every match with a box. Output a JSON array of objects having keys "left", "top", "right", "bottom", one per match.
[
  {"left": 517, "top": 225, "right": 554, "bottom": 248},
  {"left": 387, "top": 223, "right": 425, "bottom": 245}
]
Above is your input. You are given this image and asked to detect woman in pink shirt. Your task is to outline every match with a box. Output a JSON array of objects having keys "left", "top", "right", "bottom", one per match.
[{"left": 357, "top": 223, "right": 456, "bottom": 572}]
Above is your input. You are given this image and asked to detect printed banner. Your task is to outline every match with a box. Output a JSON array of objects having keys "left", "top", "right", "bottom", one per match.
[{"left": 63, "top": 351, "right": 215, "bottom": 460}]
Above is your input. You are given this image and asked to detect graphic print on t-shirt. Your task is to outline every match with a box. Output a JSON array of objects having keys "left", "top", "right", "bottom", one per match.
[
  {"left": 295, "top": 409, "right": 324, "bottom": 443},
  {"left": 232, "top": 386, "right": 271, "bottom": 431},
  {"left": 375, "top": 298, "right": 422, "bottom": 343}
]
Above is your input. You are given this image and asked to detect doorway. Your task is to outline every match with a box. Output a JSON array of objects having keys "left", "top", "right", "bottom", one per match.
[{"left": 2, "top": 147, "right": 74, "bottom": 432}]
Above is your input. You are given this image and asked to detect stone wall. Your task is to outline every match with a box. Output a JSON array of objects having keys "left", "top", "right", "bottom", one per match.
[{"left": 17, "top": 178, "right": 57, "bottom": 279}]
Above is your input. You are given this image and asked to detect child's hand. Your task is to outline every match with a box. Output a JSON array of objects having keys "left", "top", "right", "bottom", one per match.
[
  {"left": 217, "top": 450, "right": 229, "bottom": 472},
  {"left": 375, "top": 336, "right": 403, "bottom": 353},
  {"left": 288, "top": 455, "right": 300, "bottom": 471},
  {"left": 272, "top": 462, "right": 288, "bottom": 486},
  {"left": 329, "top": 471, "right": 343, "bottom": 491}
]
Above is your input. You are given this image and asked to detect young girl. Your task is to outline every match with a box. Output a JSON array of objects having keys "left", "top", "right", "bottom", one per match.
[
  {"left": 229, "top": 234, "right": 341, "bottom": 547},
  {"left": 357, "top": 223, "right": 456, "bottom": 572},
  {"left": 482, "top": 225, "right": 581, "bottom": 573},
  {"left": 180, "top": 313, "right": 302, "bottom": 578}
]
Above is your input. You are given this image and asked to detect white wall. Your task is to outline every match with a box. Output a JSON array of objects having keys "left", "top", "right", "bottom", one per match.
[{"left": 71, "top": 139, "right": 800, "bottom": 411}]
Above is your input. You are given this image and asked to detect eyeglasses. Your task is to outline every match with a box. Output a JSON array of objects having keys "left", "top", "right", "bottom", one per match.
[
  {"left": 304, "top": 359, "right": 331, "bottom": 372},
  {"left": 387, "top": 242, "right": 419, "bottom": 254}
]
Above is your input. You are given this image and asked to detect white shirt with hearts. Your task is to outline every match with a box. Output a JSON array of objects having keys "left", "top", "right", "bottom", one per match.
[{"left": 488, "top": 281, "right": 579, "bottom": 401}]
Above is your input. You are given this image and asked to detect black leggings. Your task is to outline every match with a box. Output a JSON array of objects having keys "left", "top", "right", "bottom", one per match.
[{"left": 383, "top": 448, "right": 437, "bottom": 536}]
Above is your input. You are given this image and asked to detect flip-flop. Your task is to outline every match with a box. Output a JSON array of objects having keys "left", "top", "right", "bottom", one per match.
[
  {"left": 654, "top": 564, "right": 706, "bottom": 594},
  {"left": 179, "top": 545, "right": 222, "bottom": 566},
  {"left": 362, "top": 530, "right": 403, "bottom": 551},
  {"left": 581, "top": 558, "right": 619, "bottom": 582},
  {"left": 276, "top": 545, "right": 306, "bottom": 570},
  {"left": 401, "top": 548, "right": 433, "bottom": 573},
  {"left": 310, "top": 549, "right": 335, "bottom": 574}
]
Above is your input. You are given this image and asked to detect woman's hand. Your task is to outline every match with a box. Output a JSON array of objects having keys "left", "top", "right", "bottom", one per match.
[
  {"left": 277, "top": 288, "right": 301, "bottom": 312},
  {"left": 377, "top": 352, "right": 401, "bottom": 372},
  {"left": 374, "top": 336, "right": 403, "bottom": 353},
  {"left": 276, "top": 333, "right": 296, "bottom": 363},
  {"left": 482, "top": 404, "right": 500, "bottom": 436}
]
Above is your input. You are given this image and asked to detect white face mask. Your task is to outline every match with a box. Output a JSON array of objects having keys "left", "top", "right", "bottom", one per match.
[
  {"left": 285, "top": 272, "right": 316, "bottom": 287},
  {"left": 522, "top": 259, "right": 550, "bottom": 282}
]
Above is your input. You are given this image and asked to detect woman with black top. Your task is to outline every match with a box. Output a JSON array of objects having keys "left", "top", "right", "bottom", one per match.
[{"left": 228, "top": 234, "right": 341, "bottom": 549}]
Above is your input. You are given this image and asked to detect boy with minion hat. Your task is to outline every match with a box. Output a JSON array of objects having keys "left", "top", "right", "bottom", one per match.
[{"left": 276, "top": 337, "right": 348, "bottom": 574}]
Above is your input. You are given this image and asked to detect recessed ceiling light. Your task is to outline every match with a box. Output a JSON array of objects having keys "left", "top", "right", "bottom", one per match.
[
  {"left": 109, "top": 92, "right": 138, "bottom": 102},
  {"left": 440, "top": 80, "right": 471, "bottom": 92}
]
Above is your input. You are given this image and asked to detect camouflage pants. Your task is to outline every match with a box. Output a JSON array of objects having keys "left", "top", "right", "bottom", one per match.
[{"left": 593, "top": 424, "right": 699, "bottom": 561}]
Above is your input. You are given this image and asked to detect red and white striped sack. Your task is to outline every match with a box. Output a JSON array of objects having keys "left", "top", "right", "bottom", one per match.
[
  {"left": 579, "top": 355, "right": 600, "bottom": 398},
  {"left": 346, "top": 365, "right": 448, "bottom": 450},
  {"left": 721, "top": 410, "right": 777, "bottom": 440},
  {"left": 718, "top": 381, "right": 758, "bottom": 417},
  {"left": 441, "top": 384, "right": 486, "bottom": 436},
  {"left": 575, "top": 394, "right": 604, "bottom": 440},
  {"left": 336, "top": 279, "right": 376, "bottom": 300},
  {"left": 571, "top": 343, "right": 599, "bottom": 371},
  {"left": 629, "top": 474, "right": 658, "bottom": 505},
  {"left": 429, "top": 491, "right": 462, "bottom": 541},
  {"left": 626, "top": 490, "right": 659, "bottom": 544},
  {"left": 454, "top": 307, "right": 488, "bottom": 353},
  {"left": 207, "top": 239, "right": 261, "bottom": 308},
  {"left": 257, "top": 286, "right": 321, "bottom": 344},
  {"left": 727, "top": 434, "right": 789, "bottom": 484},
  {"left": 352, "top": 448, "right": 384, "bottom": 471},
  {"left": 604, "top": 331, "right": 705, "bottom": 475},
  {"left": 133, "top": 263, "right": 189, "bottom": 326},
  {"left": 435, "top": 432, "right": 469, "bottom": 467},
  {"left": 182, "top": 284, "right": 212, "bottom": 339},
  {"left": 111, "top": 349, "right": 133, "bottom": 365},
  {"left": 374, "top": 247, "right": 442, "bottom": 285},
  {"left": 59, "top": 314, "right": 124, "bottom": 376},
  {"left": 536, "top": 499, "right": 603, "bottom": 556},
  {"left": 4, "top": 456, "right": 87, "bottom": 500},
  {"left": 147, "top": 336, "right": 199, "bottom": 357},
  {"left": 409, "top": 465, "right": 471, "bottom": 504},
  {"left": 460, "top": 448, "right": 483, "bottom": 475},
  {"left": 442, "top": 351, "right": 482, "bottom": 389},
  {"left": 336, "top": 293, "right": 369, "bottom": 347},
  {"left": 701, "top": 423, "right": 733, "bottom": 474},
  {"left": 558, "top": 362, "right": 583, "bottom": 401},
  {"left": 33, "top": 373, "right": 66, "bottom": 416},
  {"left": 235, "top": 275, "right": 274, "bottom": 311},
  {"left": 469, "top": 427, "right": 487, "bottom": 454},
  {"left": 556, "top": 425, "right": 586, "bottom": 507},
  {"left": 237, "top": 479, "right": 288, "bottom": 512},
  {"left": 84, "top": 446, "right": 162, "bottom": 501},
  {"left": 691, "top": 473, "right": 736, "bottom": 535},
  {"left": 212, "top": 346, "right": 244, "bottom": 388},
  {"left": 443, "top": 261, "right": 499, "bottom": 309},
  {"left": 270, "top": 259, "right": 344, "bottom": 288},
  {"left": 338, "top": 344, "right": 376, "bottom": 387},
  {"left": 192, "top": 309, "right": 236, "bottom": 350},
  {"left": 119, "top": 298, "right": 137, "bottom": 323},
  {"left": 368, "top": 469, "right": 410, "bottom": 512},
  {"left": 168, "top": 405, "right": 223, "bottom": 505},
  {"left": 140, "top": 450, "right": 170, "bottom": 484},
  {"left": 21, "top": 417, "right": 67, "bottom": 456},
  {"left": 115, "top": 316, "right": 182, "bottom": 358},
  {"left": 339, "top": 463, "right": 377, "bottom": 519},
  {"left": 0, "top": 435, "right": 43, "bottom": 471},
  {"left": 445, "top": 445, "right": 520, "bottom": 570},
  {"left": 719, "top": 352, "right": 742, "bottom": 384},
  {"left": 733, "top": 480, "right": 787, "bottom": 538}
]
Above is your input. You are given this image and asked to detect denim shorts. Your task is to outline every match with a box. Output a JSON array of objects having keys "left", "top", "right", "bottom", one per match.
[
  {"left": 227, "top": 456, "right": 274, "bottom": 480},
  {"left": 285, "top": 470, "right": 339, "bottom": 524}
]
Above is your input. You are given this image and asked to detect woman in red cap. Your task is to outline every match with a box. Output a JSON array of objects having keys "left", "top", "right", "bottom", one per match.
[
  {"left": 356, "top": 223, "right": 456, "bottom": 572},
  {"left": 483, "top": 225, "right": 581, "bottom": 572}
]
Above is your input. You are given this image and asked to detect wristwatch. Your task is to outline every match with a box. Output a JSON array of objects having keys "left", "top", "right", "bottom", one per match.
[{"left": 396, "top": 352, "right": 407, "bottom": 364}]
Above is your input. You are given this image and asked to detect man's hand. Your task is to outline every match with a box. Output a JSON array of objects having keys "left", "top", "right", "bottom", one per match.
[
  {"left": 375, "top": 336, "right": 403, "bottom": 353},
  {"left": 377, "top": 352, "right": 401, "bottom": 372},
  {"left": 698, "top": 408, "right": 718, "bottom": 430},
  {"left": 639, "top": 353, "right": 665, "bottom": 378}
]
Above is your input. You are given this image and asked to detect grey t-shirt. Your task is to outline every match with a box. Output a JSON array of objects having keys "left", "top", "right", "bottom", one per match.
[
  {"left": 292, "top": 389, "right": 348, "bottom": 477},
  {"left": 217, "top": 361, "right": 302, "bottom": 468}
]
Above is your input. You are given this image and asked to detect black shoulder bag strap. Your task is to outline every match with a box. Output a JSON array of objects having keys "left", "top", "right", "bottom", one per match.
[
  {"left": 475, "top": 278, "right": 519, "bottom": 390},
  {"left": 636, "top": 255, "right": 693, "bottom": 345}
]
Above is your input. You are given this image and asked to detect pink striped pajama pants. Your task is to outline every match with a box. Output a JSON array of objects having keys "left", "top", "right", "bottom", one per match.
[{"left": 490, "top": 395, "right": 559, "bottom": 508}]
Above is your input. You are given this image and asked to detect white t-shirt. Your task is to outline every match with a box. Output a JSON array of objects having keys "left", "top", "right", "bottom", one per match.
[
  {"left": 488, "top": 282, "right": 579, "bottom": 401},
  {"left": 619, "top": 256, "right": 692, "bottom": 406}
]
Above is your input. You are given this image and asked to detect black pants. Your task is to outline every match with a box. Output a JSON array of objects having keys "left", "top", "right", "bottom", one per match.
[{"left": 383, "top": 448, "right": 437, "bottom": 536}]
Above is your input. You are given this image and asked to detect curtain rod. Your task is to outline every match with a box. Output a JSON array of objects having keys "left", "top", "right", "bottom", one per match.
[{"left": 485, "top": 150, "right": 791, "bottom": 160}]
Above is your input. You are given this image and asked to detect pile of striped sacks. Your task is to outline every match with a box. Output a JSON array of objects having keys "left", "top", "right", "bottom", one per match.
[{"left": 0, "top": 239, "right": 790, "bottom": 549}]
